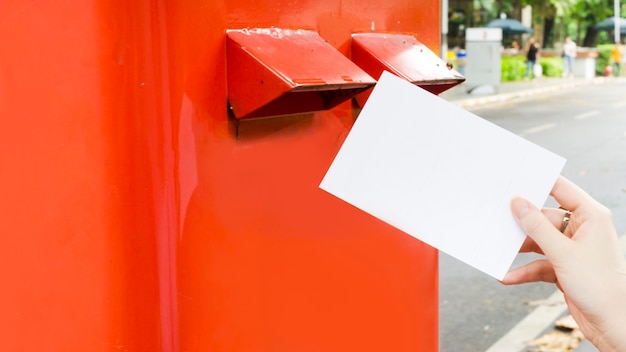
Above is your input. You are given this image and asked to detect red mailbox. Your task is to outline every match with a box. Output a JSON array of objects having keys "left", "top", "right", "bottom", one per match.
[{"left": 0, "top": 0, "right": 443, "bottom": 351}]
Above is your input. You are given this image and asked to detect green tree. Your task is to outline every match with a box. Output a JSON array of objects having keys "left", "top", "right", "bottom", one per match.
[
  {"left": 452, "top": 0, "right": 622, "bottom": 48},
  {"left": 520, "top": 0, "right": 614, "bottom": 47},
  {"left": 569, "top": 0, "right": 612, "bottom": 46},
  {"left": 522, "top": 0, "right": 557, "bottom": 47}
]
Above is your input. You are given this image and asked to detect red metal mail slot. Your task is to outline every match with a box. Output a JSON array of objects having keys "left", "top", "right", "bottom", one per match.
[
  {"left": 227, "top": 28, "right": 376, "bottom": 119},
  {"left": 351, "top": 33, "right": 465, "bottom": 97}
]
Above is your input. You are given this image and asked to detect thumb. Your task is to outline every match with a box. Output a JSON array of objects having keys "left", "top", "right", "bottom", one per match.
[{"left": 511, "top": 197, "right": 571, "bottom": 260}]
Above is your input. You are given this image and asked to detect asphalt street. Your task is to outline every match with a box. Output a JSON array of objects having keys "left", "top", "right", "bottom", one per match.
[{"left": 439, "top": 78, "right": 626, "bottom": 352}]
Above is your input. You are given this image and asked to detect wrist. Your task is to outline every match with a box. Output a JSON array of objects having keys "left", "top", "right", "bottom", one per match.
[{"left": 592, "top": 274, "right": 626, "bottom": 351}]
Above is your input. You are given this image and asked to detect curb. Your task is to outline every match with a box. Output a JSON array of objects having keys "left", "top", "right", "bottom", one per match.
[{"left": 449, "top": 77, "right": 618, "bottom": 109}]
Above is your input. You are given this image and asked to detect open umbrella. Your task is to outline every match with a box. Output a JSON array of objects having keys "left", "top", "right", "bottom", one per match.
[
  {"left": 485, "top": 18, "right": 533, "bottom": 35},
  {"left": 594, "top": 17, "right": 626, "bottom": 35}
]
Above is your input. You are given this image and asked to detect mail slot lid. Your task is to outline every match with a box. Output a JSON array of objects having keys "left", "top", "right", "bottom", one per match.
[
  {"left": 351, "top": 33, "right": 465, "bottom": 95},
  {"left": 227, "top": 28, "right": 376, "bottom": 119}
]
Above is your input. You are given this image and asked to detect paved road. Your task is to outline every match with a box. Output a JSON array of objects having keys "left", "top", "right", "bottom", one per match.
[{"left": 439, "top": 79, "right": 626, "bottom": 352}]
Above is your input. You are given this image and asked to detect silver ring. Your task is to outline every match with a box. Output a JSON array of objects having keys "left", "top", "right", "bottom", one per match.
[{"left": 559, "top": 208, "right": 572, "bottom": 233}]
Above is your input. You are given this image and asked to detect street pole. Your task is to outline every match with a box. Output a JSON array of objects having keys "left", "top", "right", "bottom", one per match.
[
  {"left": 441, "top": 0, "right": 448, "bottom": 61},
  {"left": 615, "top": 0, "right": 620, "bottom": 44}
]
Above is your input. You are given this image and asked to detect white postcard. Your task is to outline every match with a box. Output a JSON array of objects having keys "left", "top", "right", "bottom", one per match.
[{"left": 320, "top": 71, "right": 566, "bottom": 280}]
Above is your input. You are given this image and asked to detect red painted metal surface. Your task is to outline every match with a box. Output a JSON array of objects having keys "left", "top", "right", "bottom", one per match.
[
  {"left": 227, "top": 28, "right": 375, "bottom": 119},
  {"left": 0, "top": 0, "right": 441, "bottom": 351}
]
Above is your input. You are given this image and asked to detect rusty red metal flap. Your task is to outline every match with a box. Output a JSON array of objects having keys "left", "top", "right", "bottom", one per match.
[
  {"left": 351, "top": 33, "right": 465, "bottom": 96},
  {"left": 227, "top": 28, "right": 376, "bottom": 119}
]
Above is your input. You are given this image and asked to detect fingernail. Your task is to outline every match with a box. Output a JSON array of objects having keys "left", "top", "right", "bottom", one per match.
[{"left": 511, "top": 197, "right": 531, "bottom": 219}]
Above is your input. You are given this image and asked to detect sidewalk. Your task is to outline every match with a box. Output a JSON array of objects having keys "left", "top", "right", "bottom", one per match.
[{"left": 439, "top": 76, "right": 612, "bottom": 108}]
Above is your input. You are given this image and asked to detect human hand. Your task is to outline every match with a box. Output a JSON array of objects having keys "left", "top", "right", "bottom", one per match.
[{"left": 502, "top": 176, "right": 626, "bottom": 352}]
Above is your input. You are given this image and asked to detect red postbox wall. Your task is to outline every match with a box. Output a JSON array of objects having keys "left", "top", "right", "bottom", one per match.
[{"left": 0, "top": 0, "right": 440, "bottom": 351}]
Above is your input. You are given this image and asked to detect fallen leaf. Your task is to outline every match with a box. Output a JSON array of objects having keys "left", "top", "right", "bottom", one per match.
[
  {"left": 526, "top": 328, "right": 584, "bottom": 351},
  {"left": 555, "top": 315, "right": 578, "bottom": 330}
]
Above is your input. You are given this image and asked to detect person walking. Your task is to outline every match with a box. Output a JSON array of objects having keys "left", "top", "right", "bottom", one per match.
[
  {"left": 620, "top": 43, "right": 626, "bottom": 76},
  {"left": 562, "top": 36, "right": 576, "bottom": 78},
  {"left": 524, "top": 37, "right": 540, "bottom": 80},
  {"left": 611, "top": 42, "right": 622, "bottom": 76}
]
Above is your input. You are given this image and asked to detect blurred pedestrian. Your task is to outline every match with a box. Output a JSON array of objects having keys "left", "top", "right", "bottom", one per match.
[
  {"left": 562, "top": 36, "right": 576, "bottom": 78},
  {"left": 524, "top": 37, "right": 540, "bottom": 80},
  {"left": 621, "top": 42, "right": 626, "bottom": 77},
  {"left": 611, "top": 42, "right": 622, "bottom": 76},
  {"left": 511, "top": 40, "right": 520, "bottom": 54}
]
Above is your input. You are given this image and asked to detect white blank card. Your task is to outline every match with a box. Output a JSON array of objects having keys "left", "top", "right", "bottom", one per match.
[{"left": 320, "top": 71, "right": 565, "bottom": 280}]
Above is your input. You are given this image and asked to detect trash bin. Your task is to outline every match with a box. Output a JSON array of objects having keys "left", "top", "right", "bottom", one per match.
[
  {"left": 574, "top": 49, "right": 598, "bottom": 79},
  {"left": 456, "top": 50, "right": 467, "bottom": 75}
]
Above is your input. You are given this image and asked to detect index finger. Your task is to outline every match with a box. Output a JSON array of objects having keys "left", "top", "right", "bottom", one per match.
[{"left": 550, "top": 176, "right": 594, "bottom": 212}]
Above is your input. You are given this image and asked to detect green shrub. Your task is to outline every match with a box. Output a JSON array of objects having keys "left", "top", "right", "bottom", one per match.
[
  {"left": 596, "top": 44, "right": 613, "bottom": 75},
  {"left": 540, "top": 57, "right": 563, "bottom": 77},
  {"left": 501, "top": 55, "right": 564, "bottom": 81},
  {"left": 501, "top": 55, "right": 526, "bottom": 81}
]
